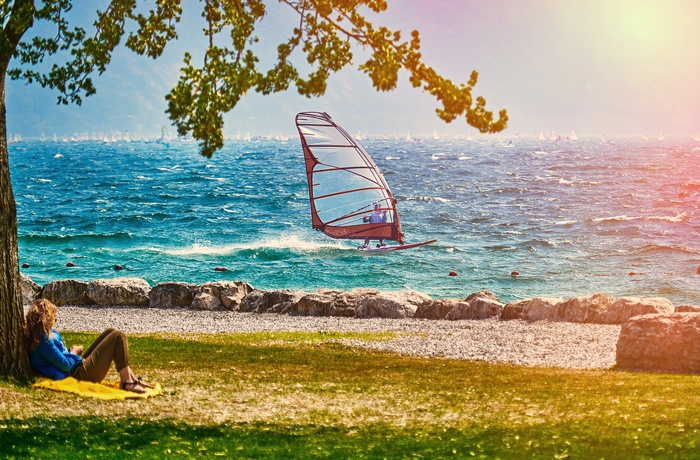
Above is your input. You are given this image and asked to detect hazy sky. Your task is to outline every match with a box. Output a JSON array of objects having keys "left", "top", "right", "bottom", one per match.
[{"left": 7, "top": 0, "right": 700, "bottom": 139}]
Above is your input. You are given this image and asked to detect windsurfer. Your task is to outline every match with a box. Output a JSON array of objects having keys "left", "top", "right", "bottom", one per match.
[{"left": 361, "top": 203, "right": 388, "bottom": 249}]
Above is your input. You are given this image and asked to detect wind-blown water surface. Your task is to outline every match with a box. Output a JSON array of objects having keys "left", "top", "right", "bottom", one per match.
[{"left": 9, "top": 136, "right": 700, "bottom": 305}]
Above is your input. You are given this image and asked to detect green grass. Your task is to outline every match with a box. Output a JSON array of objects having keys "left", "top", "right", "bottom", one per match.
[{"left": 2, "top": 331, "right": 700, "bottom": 459}]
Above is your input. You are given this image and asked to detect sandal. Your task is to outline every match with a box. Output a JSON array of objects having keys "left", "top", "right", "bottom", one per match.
[
  {"left": 136, "top": 376, "right": 156, "bottom": 389},
  {"left": 121, "top": 381, "right": 147, "bottom": 394}
]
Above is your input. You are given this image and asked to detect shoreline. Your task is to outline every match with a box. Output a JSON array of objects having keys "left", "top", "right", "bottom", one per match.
[{"left": 55, "top": 306, "right": 621, "bottom": 370}]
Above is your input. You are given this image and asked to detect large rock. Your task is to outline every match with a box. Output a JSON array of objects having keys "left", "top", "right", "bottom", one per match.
[
  {"left": 554, "top": 293, "right": 616, "bottom": 323},
  {"left": 319, "top": 288, "right": 379, "bottom": 317},
  {"left": 240, "top": 289, "right": 305, "bottom": 313},
  {"left": 598, "top": 296, "right": 674, "bottom": 324},
  {"left": 149, "top": 282, "right": 195, "bottom": 308},
  {"left": 414, "top": 298, "right": 460, "bottom": 320},
  {"left": 42, "top": 279, "right": 92, "bottom": 306},
  {"left": 501, "top": 299, "right": 529, "bottom": 320},
  {"left": 522, "top": 297, "right": 563, "bottom": 322},
  {"left": 288, "top": 292, "right": 334, "bottom": 316},
  {"left": 86, "top": 277, "right": 150, "bottom": 306},
  {"left": 616, "top": 313, "right": 700, "bottom": 374},
  {"left": 675, "top": 305, "right": 700, "bottom": 313},
  {"left": 199, "top": 281, "right": 254, "bottom": 311},
  {"left": 191, "top": 286, "right": 222, "bottom": 311},
  {"left": 355, "top": 290, "right": 431, "bottom": 319},
  {"left": 20, "top": 273, "right": 42, "bottom": 306},
  {"left": 446, "top": 291, "right": 504, "bottom": 320}
]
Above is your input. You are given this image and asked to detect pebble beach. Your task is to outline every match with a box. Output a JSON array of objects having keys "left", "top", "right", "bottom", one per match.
[{"left": 57, "top": 306, "right": 621, "bottom": 370}]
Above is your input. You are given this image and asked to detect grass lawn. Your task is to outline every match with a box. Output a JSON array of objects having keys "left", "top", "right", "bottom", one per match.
[{"left": 2, "top": 330, "right": 699, "bottom": 459}]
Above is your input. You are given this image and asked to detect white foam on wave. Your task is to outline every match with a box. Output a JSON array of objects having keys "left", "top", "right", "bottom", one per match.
[
  {"left": 592, "top": 213, "right": 685, "bottom": 223},
  {"left": 162, "top": 234, "right": 346, "bottom": 256},
  {"left": 407, "top": 196, "right": 451, "bottom": 203}
]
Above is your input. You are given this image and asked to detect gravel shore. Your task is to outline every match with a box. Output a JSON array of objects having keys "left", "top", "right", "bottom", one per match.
[{"left": 57, "top": 306, "right": 621, "bottom": 370}]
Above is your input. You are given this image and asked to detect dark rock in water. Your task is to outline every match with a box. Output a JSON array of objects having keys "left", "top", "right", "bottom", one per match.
[
  {"left": 214, "top": 266, "right": 228, "bottom": 272},
  {"left": 510, "top": 271, "right": 520, "bottom": 276},
  {"left": 66, "top": 262, "right": 75, "bottom": 267},
  {"left": 22, "top": 263, "right": 30, "bottom": 268},
  {"left": 616, "top": 313, "right": 700, "bottom": 374},
  {"left": 448, "top": 271, "right": 457, "bottom": 277},
  {"left": 114, "top": 264, "right": 123, "bottom": 271},
  {"left": 697, "top": 265, "right": 700, "bottom": 275}
]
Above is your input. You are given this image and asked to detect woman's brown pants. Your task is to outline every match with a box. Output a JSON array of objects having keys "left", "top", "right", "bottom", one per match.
[{"left": 72, "top": 328, "right": 130, "bottom": 382}]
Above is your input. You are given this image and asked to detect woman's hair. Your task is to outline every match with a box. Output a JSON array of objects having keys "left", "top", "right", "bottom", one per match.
[{"left": 23, "top": 299, "right": 58, "bottom": 350}]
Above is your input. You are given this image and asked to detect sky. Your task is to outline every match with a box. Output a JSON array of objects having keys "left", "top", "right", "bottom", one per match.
[{"left": 6, "top": 0, "right": 700, "bottom": 140}]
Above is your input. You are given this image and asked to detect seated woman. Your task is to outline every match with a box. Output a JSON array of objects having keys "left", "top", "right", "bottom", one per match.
[{"left": 24, "top": 299, "right": 151, "bottom": 393}]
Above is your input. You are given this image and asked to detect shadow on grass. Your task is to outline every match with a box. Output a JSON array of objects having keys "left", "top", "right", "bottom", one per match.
[{"left": 1, "top": 416, "right": 698, "bottom": 459}]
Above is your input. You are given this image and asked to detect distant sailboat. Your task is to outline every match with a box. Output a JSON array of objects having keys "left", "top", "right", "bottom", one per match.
[
  {"left": 694, "top": 132, "right": 700, "bottom": 142},
  {"left": 658, "top": 132, "right": 665, "bottom": 141}
]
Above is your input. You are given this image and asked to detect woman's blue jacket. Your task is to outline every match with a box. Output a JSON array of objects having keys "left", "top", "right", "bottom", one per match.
[{"left": 28, "top": 329, "right": 82, "bottom": 379}]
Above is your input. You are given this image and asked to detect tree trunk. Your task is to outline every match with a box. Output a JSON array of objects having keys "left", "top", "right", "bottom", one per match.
[{"left": 0, "top": 58, "right": 31, "bottom": 377}]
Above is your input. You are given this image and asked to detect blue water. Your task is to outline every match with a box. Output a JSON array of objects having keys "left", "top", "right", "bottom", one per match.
[{"left": 9, "top": 136, "right": 700, "bottom": 305}]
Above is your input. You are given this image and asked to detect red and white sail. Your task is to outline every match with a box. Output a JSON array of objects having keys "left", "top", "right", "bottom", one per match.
[{"left": 295, "top": 112, "right": 404, "bottom": 244}]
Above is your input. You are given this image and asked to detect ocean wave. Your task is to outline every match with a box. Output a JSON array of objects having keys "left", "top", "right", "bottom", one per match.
[
  {"left": 19, "top": 231, "right": 133, "bottom": 243},
  {"left": 634, "top": 244, "right": 700, "bottom": 255},
  {"left": 162, "top": 235, "right": 346, "bottom": 256},
  {"left": 405, "top": 196, "right": 451, "bottom": 203},
  {"left": 590, "top": 213, "right": 686, "bottom": 223}
]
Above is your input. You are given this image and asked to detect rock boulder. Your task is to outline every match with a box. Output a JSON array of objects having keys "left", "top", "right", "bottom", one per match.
[
  {"left": 86, "top": 277, "right": 150, "bottom": 306},
  {"left": 414, "top": 298, "right": 460, "bottom": 320},
  {"left": 20, "top": 273, "right": 42, "bottom": 306},
  {"left": 599, "top": 296, "right": 674, "bottom": 324},
  {"left": 446, "top": 291, "right": 504, "bottom": 320},
  {"left": 616, "top": 313, "right": 700, "bottom": 374},
  {"left": 356, "top": 290, "right": 431, "bottom": 319},
  {"left": 501, "top": 299, "right": 529, "bottom": 320},
  {"left": 42, "top": 279, "right": 92, "bottom": 306},
  {"left": 554, "top": 293, "right": 616, "bottom": 323},
  {"left": 240, "top": 289, "right": 305, "bottom": 313},
  {"left": 149, "top": 282, "right": 195, "bottom": 308},
  {"left": 522, "top": 297, "right": 563, "bottom": 322}
]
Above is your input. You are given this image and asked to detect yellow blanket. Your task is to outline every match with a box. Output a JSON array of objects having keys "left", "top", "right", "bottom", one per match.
[{"left": 34, "top": 377, "right": 162, "bottom": 400}]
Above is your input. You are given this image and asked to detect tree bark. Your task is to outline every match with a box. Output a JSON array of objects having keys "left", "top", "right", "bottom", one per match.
[
  {"left": 0, "top": 68, "right": 31, "bottom": 377},
  {"left": 1, "top": 0, "right": 33, "bottom": 376}
]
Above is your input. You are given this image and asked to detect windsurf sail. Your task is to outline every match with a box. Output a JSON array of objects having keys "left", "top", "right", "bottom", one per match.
[{"left": 295, "top": 112, "right": 404, "bottom": 245}]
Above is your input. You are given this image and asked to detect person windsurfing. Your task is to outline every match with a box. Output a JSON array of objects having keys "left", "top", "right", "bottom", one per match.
[{"left": 360, "top": 202, "right": 388, "bottom": 249}]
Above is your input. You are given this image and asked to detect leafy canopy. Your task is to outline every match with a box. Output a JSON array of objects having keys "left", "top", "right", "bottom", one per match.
[{"left": 7, "top": 0, "right": 508, "bottom": 157}]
